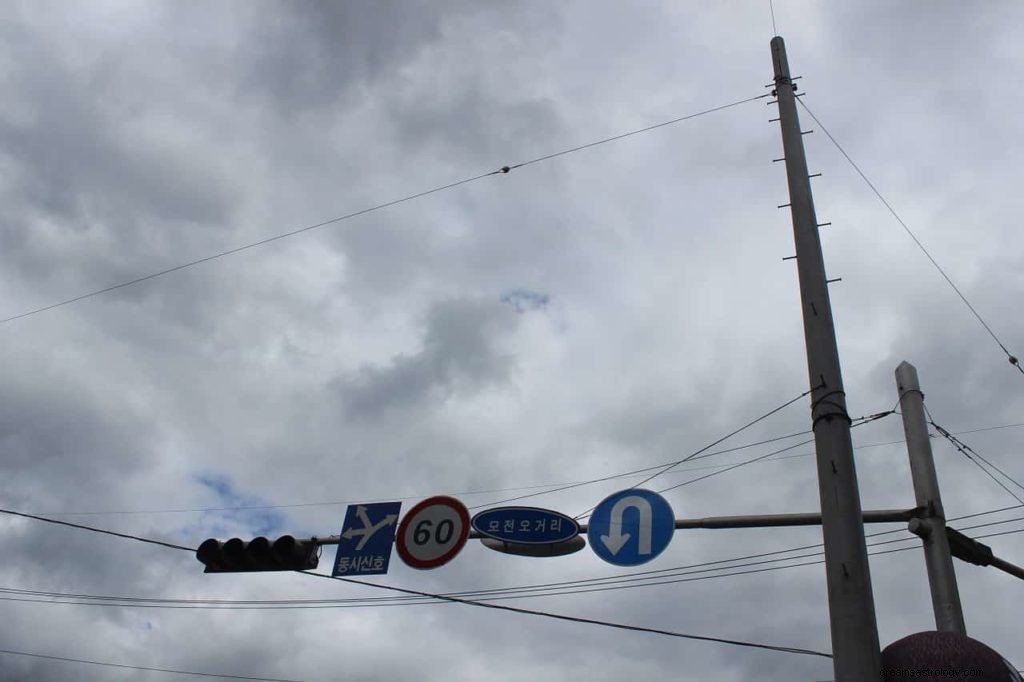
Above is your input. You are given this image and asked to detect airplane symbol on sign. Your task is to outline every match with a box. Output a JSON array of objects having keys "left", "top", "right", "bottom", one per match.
[{"left": 341, "top": 506, "right": 399, "bottom": 550}]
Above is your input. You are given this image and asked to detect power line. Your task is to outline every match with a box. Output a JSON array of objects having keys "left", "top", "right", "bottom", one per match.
[
  {"left": 305, "top": 571, "right": 832, "bottom": 659},
  {"left": 796, "top": 97, "right": 1023, "bottom": 376},
  {"left": 949, "top": 422, "right": 1024, "bottom": 437},
  {"left": 574, "top": 412, "right": 890, "bottom": 521},
  {"left": 4, "top": 451, "right": 1022, "bottom": 657},
  {"left": 656, "top": 437, "right": 813, "bottom": 496},
  {"left": 9, "top": 519, "right": 1022, "bottom": 611},
  {"left": 0, "top": 647, "right": 303, "bottom": 681},
  {"left": 331, "top": 514, "right": 1022, "bottom": 604},
  {"left": 7, "top": 459, "right": 1022, "bottom": 608},
  {"left": 930, "top": 419, "right": 1024, "bottom": 495},
  {"left": 0, "top": 503, "right": 830, "bottom": 659},
  {"left": 4, "top": 501, "right": 1021, "bottom": 611},
  {"left": 0, "top": 94, "right": 768, "bottom": 327},
  {"left": 499, "top": 95, "right": 770, "bottom": 171},
  {"left": 925, "top": 409, "right": 1024, "bottom": 505},
  {"left": 28, "top": 433, "right": 812, "bottom": 518},
  {"left": 653, "top": 410, "right": 893, "bottom": 498},
  {"left": 950, "top": 503, "right": 1024, "bottom": 523},
  {"left": 630, "top": 387, "right": 816, "bottom": 490},
  {"left": 476, "top": 395, "right": 820, "bottom": 514},
  {"left": 28, "top": 427, "right": 815, "bottom": 518},
  {"left": 571, "top": 386, "right": 818, "bottom": 519},
  {"left": 0, "top": 508, "right": 194, "bottom": 552},
  {"left": 0, "top": 527, "right": 930, "bottom": 610},
  {"left": 26, "top": 419, "right": 1021, "bottom": 520}
]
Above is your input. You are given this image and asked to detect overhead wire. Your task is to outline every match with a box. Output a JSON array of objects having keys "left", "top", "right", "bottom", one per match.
[
  {"left": 26, "top": 431, "right": 811, "bottom": 518},
  {"left": 4, "top": 405, "right": 1021, "bottom": 616},
  {"left": 578, "top": 409, "right": 892, "bottom": 521},
  {"left": 654, "top": 409, "right": 892, "bottom": 498},
  {"left": 0, "top": 504, "right": 830, "bottom": 659},
  {"left": 621, "top": 386, "right": 815, "bottom": 490},
  {"left": 0, "top": 93, "right": 768, "bottom": 326},
  {"left": 656, "top": 437, "right": 813, "bottom": 496},
  {"left": 0, "top": 507, "right": 194, "bottom": 552},
  {"left": 5, "top": 517, "right": 1023, "bottom": 611},
  {"left": 301, "top": 570, "right": 832, "bottom": 659},
  {"left": 469, "top": 425, "right": 813, "bottom": 510},
  {"left": 929, "top": 418, "right": 1024, "bottom": 496},
  {"left": 23, "top": 419, "right": 1023, "bottom": 519},
  {"left": 3, "top": 500, "right": 1022, "bottom": 610},
  {"left": 796, "top": 97, "right": 1023, "bottom": 376},
  {"left": 0, "top": 647, "right": 303, "bottom": 682},
  {"left": 571, "top": 386, "right": 818, "bottom": 519},
  {"left": 925, "top": 407, "right": 1024, "bottom": 505},
  {"left": 15, "top": 425, "right": 818, "bottom": 521}
]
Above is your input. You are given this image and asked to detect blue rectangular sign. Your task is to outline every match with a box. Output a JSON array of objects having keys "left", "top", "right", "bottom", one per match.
[{"left": 332, "top": 501, "right": 401, "bottom": 576}]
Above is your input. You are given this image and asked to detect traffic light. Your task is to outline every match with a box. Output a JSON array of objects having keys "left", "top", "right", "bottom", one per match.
[{"left": 196, "top": 535, "right": 319, "bottom": 573}]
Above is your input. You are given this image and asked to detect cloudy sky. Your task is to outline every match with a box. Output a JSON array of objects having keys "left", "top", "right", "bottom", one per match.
[{"left": 2, "top": 1, "right": 1023, "bottom": 680}]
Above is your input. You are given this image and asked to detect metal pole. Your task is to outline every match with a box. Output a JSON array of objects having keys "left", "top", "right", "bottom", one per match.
[
  {"left": 895, "top": 361, "right": 967, "bottom": 634},
  {"left": 673, "top": 509, "right": 915, "bottom": 529},
  {"left": 770, "top": 36, "right": 882, "bottom": 680},
  {"left": 315, "top": 508, "right": 919, "bottom": 545}
]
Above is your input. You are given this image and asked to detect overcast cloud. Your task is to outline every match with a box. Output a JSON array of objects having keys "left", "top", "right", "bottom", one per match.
[{"left": 1, "top": 2, "right": 1023, "bottom": 680}]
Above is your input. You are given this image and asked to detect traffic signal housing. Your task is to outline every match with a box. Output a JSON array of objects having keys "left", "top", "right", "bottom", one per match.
[{"left": 196, "top": 535, "right": 319, "bottom": 573}]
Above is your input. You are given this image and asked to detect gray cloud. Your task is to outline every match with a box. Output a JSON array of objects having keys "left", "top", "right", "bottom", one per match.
[
  {"left": 339, "top": 296, "right": 518, "bottom": 417},
  {"left": 1, "top": 2, "right": 1023, "bottom": 681}
]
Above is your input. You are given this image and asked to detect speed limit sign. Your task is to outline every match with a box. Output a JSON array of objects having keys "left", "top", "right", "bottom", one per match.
[{"left": 396, "top": 496, "right": 470, "bottom": 570}]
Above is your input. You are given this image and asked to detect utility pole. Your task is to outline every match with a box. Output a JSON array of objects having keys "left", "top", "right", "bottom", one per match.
[
  {"left": 895, "top": 361, "right": 967, "bottom": 634},
  {"left": 770, "top": 36, "right": 882, "bottom": 679}
]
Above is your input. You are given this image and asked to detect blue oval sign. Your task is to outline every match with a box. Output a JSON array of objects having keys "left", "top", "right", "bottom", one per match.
[{"left": 471, "top": 506, "right": 580, "bottom": 545}]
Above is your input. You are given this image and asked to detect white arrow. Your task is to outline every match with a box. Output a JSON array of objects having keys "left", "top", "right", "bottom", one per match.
[
  {"left": 342, "top": 506, "right": 399, "bottom": 551},
  {"left": 600, "top": 495, "right": 653, "bottom": 556}
]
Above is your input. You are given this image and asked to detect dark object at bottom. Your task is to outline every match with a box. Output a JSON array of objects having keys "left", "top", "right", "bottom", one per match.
[{"left": 881, "top": 631, "right": 1020, "bottom": 682}]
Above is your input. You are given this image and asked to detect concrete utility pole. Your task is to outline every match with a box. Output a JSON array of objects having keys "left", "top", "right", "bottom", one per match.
[
  {"left": 770, "top": 36, "right": 882, "bottom": 679},
  {"left": 895, "top": 361, "right": 967, "bottom": 634}
]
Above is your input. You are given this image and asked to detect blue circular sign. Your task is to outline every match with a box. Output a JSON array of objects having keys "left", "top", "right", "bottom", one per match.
[{"left": 587, "top": 489, "right": 674, "bottom": 566}]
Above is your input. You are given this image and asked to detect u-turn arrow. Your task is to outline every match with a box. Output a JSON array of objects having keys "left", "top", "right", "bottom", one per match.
[{"left": 599, "top": 495, "right": 653, "bottom": 555}]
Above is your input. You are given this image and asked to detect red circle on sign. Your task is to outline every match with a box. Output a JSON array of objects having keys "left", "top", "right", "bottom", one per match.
[{"left": 396, "top": 496, "right": 470, "bottom": 570}]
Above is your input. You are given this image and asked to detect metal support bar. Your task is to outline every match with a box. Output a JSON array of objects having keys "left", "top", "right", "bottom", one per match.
[
  {"left": 672, "top": 509, "right": 916, "bottom": 530},
  {"left": 312, "top": 509, "right": 919, "bottom": 545}
]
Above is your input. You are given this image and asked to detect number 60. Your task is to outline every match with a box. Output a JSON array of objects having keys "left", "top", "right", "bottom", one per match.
[{"left": 413, "top": 518, "right": 455, "bottom": 545}]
